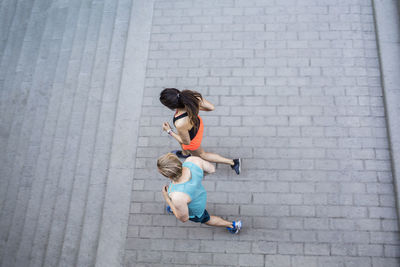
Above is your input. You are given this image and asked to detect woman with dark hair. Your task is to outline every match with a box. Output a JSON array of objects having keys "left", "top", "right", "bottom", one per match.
[{"left": 160, "top": 88, "right": 241, "bottom": 175}]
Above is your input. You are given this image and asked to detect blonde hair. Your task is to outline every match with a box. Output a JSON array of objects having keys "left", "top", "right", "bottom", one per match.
[{"left": 157, "top": 153, "right": 182, "bottom": 181}]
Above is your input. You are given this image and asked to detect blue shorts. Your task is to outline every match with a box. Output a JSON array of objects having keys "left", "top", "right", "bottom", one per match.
[{"left": 189, "top": 209, "right": 210, "bottom": 224}]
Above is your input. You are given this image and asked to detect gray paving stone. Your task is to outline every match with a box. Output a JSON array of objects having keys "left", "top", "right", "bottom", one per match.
[
  {"left": 265, "top": 255, "right": 291, "bottom": 267},
  {"left": 278, "top": 242, "right": 304, "bottom": 255}
]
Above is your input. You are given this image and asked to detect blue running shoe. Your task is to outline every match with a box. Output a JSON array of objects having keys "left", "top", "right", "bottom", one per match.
[
  {"left": 227, "top": 220, "right": 242, "bottom": 234},
  {"left": 166, "top": 205, "right": 173, "bottom": 214},
  {"left": 231, "top": 158, "right": 241, "bottom": 175}
]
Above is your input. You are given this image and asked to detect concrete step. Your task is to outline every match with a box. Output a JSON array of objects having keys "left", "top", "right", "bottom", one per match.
[
  {"left": 0, "top": 0, "right": 27, "bottom": 80},
  {"left": 0, "top": 0, "right": 53, "bottom": 262},
  {"left": 96, "top": 0, "right": 154, "bottom": 266},
  {"left": 43, "top": 0, "right": 105, "bottom": 266},
  {"left": 0, "top": 0, "right": 36, "bottom": 128},
  {"left": 59, "top": 0, "right": 119, "bottom": 266},
  {"left": 13, "top": 0, "right": 83, "bottom": 266},
  {"left": 0, "top": 1, "right": 71, "bottom": 267},
  {"left": 0, "top": 0, "right": 37, "bottom": 217},
  {"left": 0, "top": 0, "right": 49, "bottom": 212},
  {"left": 0, "top": 0, "right": 18, "bottom": 63},
  {"left": 28, "top": 1, "right": 93, "bottom": 266},
  {"left": 0, "top": 0, "right": 147, "bottom": 265},
  {"left": 75, "top": 0, "right": 133, "bottom": 266}
]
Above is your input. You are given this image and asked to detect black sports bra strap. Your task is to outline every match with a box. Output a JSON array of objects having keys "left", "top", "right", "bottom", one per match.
[{"left": 173, "top": 112, "right": 188, "bottom": 124}]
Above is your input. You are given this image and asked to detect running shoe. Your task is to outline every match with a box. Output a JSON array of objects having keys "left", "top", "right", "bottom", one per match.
[
  {"left": 166, "top": 205, "right": 173, "bottom": 214},
  {"left": 231, "top": 158, "right": 241, "bottom": 175},
  {"left": 227, "top": 220, "right": 242, "bottom": 234},
  {"left": 171, "top": 150, "right": 191, "bottom": 159}
]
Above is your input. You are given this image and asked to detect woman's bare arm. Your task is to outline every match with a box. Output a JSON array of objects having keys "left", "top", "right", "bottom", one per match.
[
  {"left": 169, "top": 194, "right": 190, "bottom": 222},
  {"left": 162, "top": 186, "right": 190, "bottom": 222},
  {"left": 162, "top": 121, "right": 191, "bottom": 145}
]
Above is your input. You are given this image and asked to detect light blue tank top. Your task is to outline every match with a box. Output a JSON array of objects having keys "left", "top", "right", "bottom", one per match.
[{"left": 168, "top": 161, "right": 207, "bottom": 218}]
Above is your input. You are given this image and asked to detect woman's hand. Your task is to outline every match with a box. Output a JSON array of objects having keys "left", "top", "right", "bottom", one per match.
[
  {"left": 162, "top": 122, "right": 171, "bottom": 132},
  {"left": 199, "top": 97, "right": 214, "bottom": 111},
  {"left": 162, "top": 185, "right": 169, "bottom": 199}
]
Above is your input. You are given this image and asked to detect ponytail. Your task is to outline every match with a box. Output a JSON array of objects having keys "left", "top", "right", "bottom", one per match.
[
  {"left": 179, "top": 90, "right": 202, "bottom": 130},
  {"left": 160, "top": 88, "right": 203, "bottom": 130}
]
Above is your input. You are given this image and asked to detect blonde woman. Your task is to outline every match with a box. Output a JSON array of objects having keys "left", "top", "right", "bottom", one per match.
[
  {"left": 160, "top": 88, "right": 241, "bottom": 175},
  {"left": 158, "top": 153, "right": 242, "bottom": 234}
]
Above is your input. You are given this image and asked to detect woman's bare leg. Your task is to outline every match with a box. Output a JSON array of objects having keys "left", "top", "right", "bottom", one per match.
[
  {"left": 190, "top": 146, "right": 234, "bottom": 166},
  {"left": 205, "top": 215, "right": 233, "bottom": 228}
]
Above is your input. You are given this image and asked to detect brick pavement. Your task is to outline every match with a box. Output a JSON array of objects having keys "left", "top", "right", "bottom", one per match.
[{"left": 125, "top": 0, "right": 400, "bottom": 266}]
